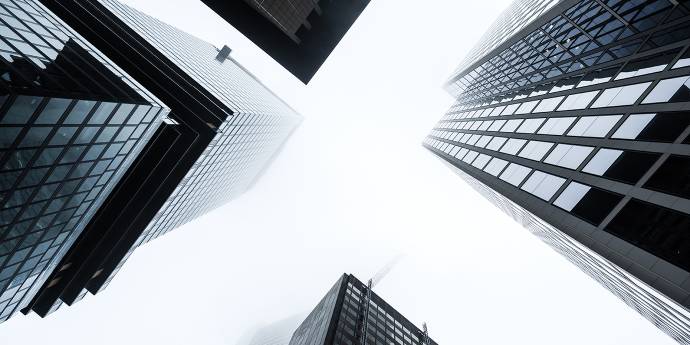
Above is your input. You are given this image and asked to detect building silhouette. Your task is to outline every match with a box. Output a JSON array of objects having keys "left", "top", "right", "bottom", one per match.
[{"left": 201, "top": 0, "right": 371, "bottom": 83}]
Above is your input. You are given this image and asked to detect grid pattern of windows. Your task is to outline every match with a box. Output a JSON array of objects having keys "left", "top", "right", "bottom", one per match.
[
  {"left": 244, "top": 0, "right": 317, "bottom": 37},
  {"left": 86, "top": 0, "right": 301, "bottom": 292},
  {"left": 428, "top": 0, "right": 690, "bottom": 342},
  {"left": 290, "top": 274, "right": 437, "bottom": 345},
  {"left": 0, "top": 0, "right": 167, "bottom": 323}
]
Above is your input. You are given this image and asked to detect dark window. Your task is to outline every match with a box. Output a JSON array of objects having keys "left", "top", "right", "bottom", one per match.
[
  {"left": 645, "top": 155, "right": 690, "bottom": 198},
  {"left": 554, "top": 182, "right": 623, "bottom": 225},
  {"left": 584, "top": 149, "right": 660, "bottom": 184},
  {"left": 613, "top": 112, "right": 690, "bottom": 142},
  {"left": 606, "top": 199, "right": 690, "bottom": 271}
]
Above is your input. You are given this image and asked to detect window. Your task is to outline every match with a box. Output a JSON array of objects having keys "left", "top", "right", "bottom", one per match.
[
  {"left": 577, "top": 65, "right": 620, "bottom": 87},
  {"left": 486, "top": 137, "right": 507, "bottom": 151},
  {"left": 2, "top": 96, "right": 42, "bottom": 124},
  {"left": 516, "top": 118, "right": 545, "bottom": 133},
  {"left": 612, "top": 112, "right": 690, "bottom": 142},
  {"left": 642, "top": 75, "right": 690, "bottom": 104},
  {"left": 471, "top": 154, "right": 492, "bottom": 169},
  {"left": 644, "top": 155, "right": 690, "bottom": 198},
  {"left": 557, "top": 90, "right": 599, "bottom": 110},
  {"left": 606, "top": 200, "right": 690, "bottom": 271},
  {"left": 591, "top": 82, "right": 651, "bottom": 108},
  {"left": 567, "top": 115, "right": 622, "bottom": 137},
  {"left": 538, "top": 117, "right": 576, "bottom": 135},
  {"left": 488, "top": 120, "right": 506, "bottom": 131},
  {"left": 501, "top": 103, "right": 520, "bottom": 115},
  {"left": 544, "top": 144, "right": 593, "bottom": 169},
  {"left": 483, "top": 158, "right": 508, "bottom": 176},
  {"left": 35, "top": 98, "right": 71, "bottom": 124},
  {"left": 521, "top": 171, "right": 565, "bottom": 201},
  {"left": 499, "top": 119, "right": 523, "bottom": 132},
  {"left": 533, "top": 96, "right": 564, "bottom": 113},
  {"left": 499, "top": 138, "right": 527, "bottom": 155},
  {"left": 584, "top": 149, "right": 659, "bottom": 184},
  {"left": 553, "top": 182, "right": 622, "bottom": 225},
  {"left": 462, "top": 150, "right": 479, "bottom": 164},
  {"left": 615, "top": 49, "right": 678, "bottom": 80},
  {"left": 475, "top": 136, "right": 491, "bottom": 148},
  {"left": 499, "top": 163, "right": 531, "bottom": 186},
  {"left": 515, "top": 100, "right": 539, "bottom": 114},
  {"left": 518, "top": 141, "right": 553, "bottom": 161}
]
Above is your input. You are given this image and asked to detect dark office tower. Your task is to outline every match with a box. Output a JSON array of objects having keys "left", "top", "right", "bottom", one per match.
[
  {"left": 200, "top": 0, "right": 370, "bottom": 83},
  {"left": 290, "top": 274, "right": 437, "bottom": 345},
  {"left": 17, "top": 0, "right": 301, "bottom": 318},
  {"left": 425, "top": 0, "right": 690, "bottom": 342},
  {"left": 0, "top": 0, "right": 168, "bottom": 322}
]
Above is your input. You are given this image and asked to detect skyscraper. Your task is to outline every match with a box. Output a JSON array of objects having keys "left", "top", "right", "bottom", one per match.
[
  {"left": 290, "top": 274, "right": 437, "bottom": 345},
  {"left": 200, "top": 0, "right": 371, "bottom": 83},
  {"left": 1, "top": 0, "right": 302, "bottom": 320},
  {"left": 425, "top": 0, "right": 690, "bottom": 342},
  {"left": 0, "top": 0, "right": 168, "bottom": 323}
]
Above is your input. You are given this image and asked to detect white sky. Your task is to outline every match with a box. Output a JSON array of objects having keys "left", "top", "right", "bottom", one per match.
[{"left": 0, "top": 1, "right": 678, "bottom": 344}]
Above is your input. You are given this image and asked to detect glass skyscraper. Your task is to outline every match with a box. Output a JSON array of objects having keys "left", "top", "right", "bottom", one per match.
[
  {"left": 425, "top": 0, "right": 690, "bottom": 342},
  {"left": 0, "top": 0, "right": 302, "bottom": 320},
  {"left": 0, "top": 0, "right": 168, "bottom": 323},
  {"left": 201, "top": 0, "right": 371, "bottom": 83},
  {"left": 290, "top": 274, "right": 437, "bottom": 345}
]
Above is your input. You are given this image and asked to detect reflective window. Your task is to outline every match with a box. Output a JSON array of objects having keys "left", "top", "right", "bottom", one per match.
[
  {"left": 642, "top": 75, "right": 690, "bottom": 104},
  {"left": 472, "top": 154, "right": 492, "bottom": 169},
  {"left": 538, "top": 117, "right": 576, "bottom": 135},
  {"left": 486, "top": 137, "right": 507, "bottom": 151},
  {"left": 592, "top": 82, "right": 651, "bottom": 107},
  {"left": 557, "top": 90, "right": 599, "bottom": 110},
  {"left": 544, "top": 144, "right": 593, "bottom": 169},
  {"left": 645, "top": 155, "right": 690, "bottom": 199},
  {"left": 515, "top": 100, "right": 539, "bottom": 114},
  {"left": 499, "top": 119, "right": 523, "bottom": 132},
  {"left": 462, "top": 150, "right": 479, "bottom": 164},
  {"left": 612, "top": 112, "right": 690, "bottom": 142},
  {"left": 483, "top": 158, "right": 508, "bottom": 176},
  {"left": 521, "top": 171, "right": 565, "bottom": 201},
  {"left": 499, "top": 163, "right": 531, "bottom": 186},
  {"left": 1, "top": 96, "right": 42, "bottom": 124},
  {"left": 475, "top": 136, "right": 491, "bottom": 148},
  {"left": 533, "top": 96, "right": 563, "bottom": 113},
  {"left": 584, "top": 149, "right": 660, "bottom": 184},
  {"left": 567, "top": 115, "right": 622, "bottom": 137},
  {"left": 518, "top": 141, "right": 553, "bottom": 161},
  {"left": 606, "top": 200, "right": 690, "bottom": 271},
  {"left": 615, "top": 49, "right": 679, "bottom": 80},
  {"left": 577, "top": 65, "right": 620, "bottom": 87},
  {"left": 35, "top": 99, "right": 71, "bottom": 124},
  {"left": 554, "top": 182, "right": 622, "bottom": 225},
  {"left": 501, "top": 103, "right": 520, "bottom": 115},
  {"left": 516, "top": 118, "right": 545, "bottom": 133},
  {"left": 500, "top": 138, "right": 526, "bottom": 155},
  {"left": 488, "top": 120, "right": 506, "bottom": 131}
]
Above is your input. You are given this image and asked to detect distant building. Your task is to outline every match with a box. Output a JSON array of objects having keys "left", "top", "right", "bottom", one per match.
[
  {"left": 290, "top": 274, "right": 437, "bottom": 345},
  {"left": 244, "top": 314, "right": 305, "bottom": 345},
  {"left": 3, "top": 0, "right": 302, "bottom": 320},
  {"left": 201, "top": 0, "right": 371, "bottom": 83},
  {"left": 426, "top": 0, "right": 690, "bottom": 342}
]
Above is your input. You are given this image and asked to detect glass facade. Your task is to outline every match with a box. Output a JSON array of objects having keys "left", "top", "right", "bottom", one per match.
[
  {"left": 76, "top": 0, "right": 301, "bottom": 295},
  {"left": 426, "top": 0, "right": 690, "bottom": 342},
  {"left": 246, "top": 314, "right": 306, "bottom": 345},
  {"left": 290, "top": 274, "right": 437, "bottom": 345},
  {"left": 0, "top": 0, "right": 167, "bottom": 323}
]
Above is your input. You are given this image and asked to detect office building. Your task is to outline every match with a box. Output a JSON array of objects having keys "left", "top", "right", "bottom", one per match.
[
  {"left": 290, "top": 273, "right": 437, "bottom": 345},
  {"left": 8, "top": 0, "right": 301, "bottom": 319},
  {"left": 201, "top": 0, "right": 371, "bottom": 83},
  {"left": 0, "top": 0, "right": 168, "bottom": 323},
  {"left": 425, "top": 0, "right": 690, "bottom": 342}
]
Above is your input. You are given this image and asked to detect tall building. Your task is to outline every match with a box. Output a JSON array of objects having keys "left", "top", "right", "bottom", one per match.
[
  {"left": 201, "top": 0, "right": 371, "bottom": 83},
  {"left": 425, "top": 0, "right": 690, "bottom": 342},
  {"left": 290, "top": 274, "right": 437, "bottom": 345},
  {"left": 0, "top": 0, "right": 168, "bottom": 323},
  {"left": 0, "top": 0, "right": 301, "bottom": 320}
]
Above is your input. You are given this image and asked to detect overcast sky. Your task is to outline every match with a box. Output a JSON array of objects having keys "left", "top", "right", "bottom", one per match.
[{"left": 0, "top": 1, "right": 678, "bottom": 344}]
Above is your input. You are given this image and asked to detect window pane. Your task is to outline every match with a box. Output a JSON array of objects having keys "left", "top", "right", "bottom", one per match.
[
  {"left": 585, "top": 149, "right": 659, "bottom": 184},
  {"left": 567, "top": 115, "right": 622, "bottom": 137},
  {"left": 554, "top": 182, "right": 622, "bottom": 225},
  {"left": 645, "top": 155, "right": 690, "bottom": 198},
  {"left": 533, "top": 96, "right": 564, "bottom": 113},
  {"left": 484, "top": 158, "right": 508, "bottom": 176},
  {"left": 557, "top": 90, "right": 599, "bottom": 110},
  {"left": 642, "top": 75, "right": 690, "bottom": 104},
  {"left": 1, "top": 96, "right": 42, "bottom": 124},
  {"left": 538, "top": 117, "right": 576, "bottom": 135},
  {"left": 516, "top": 118, "right": 545, "bottom": 133},
  {"left": 518, "top": 141, "right": 553, "bottom": 161},
  {"left": 592, "top": 82, "right": 651, "bottom": 107},
  {"left": 499, "top": 163, "right": 531, "bottom": 186},
  {"left": 515, "top": 100, "right": 539, "bottom": 114},
  {"left": 611, "top": 114, "right": 655, "bottom": 139},
  {"left": 544, "top": 144, "right": 593, "bottom": 169},
  {"left": 521, "top": 171, "right": 565, "bottom": 201},
  {"left": 500, "top": 138, "right": 526, "bottom": 155}
]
